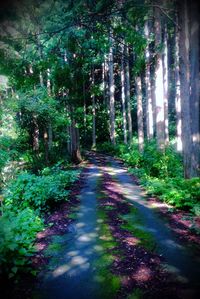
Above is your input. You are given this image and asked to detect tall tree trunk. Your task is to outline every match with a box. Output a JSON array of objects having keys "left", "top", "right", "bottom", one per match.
[
  {"left": 46, "top": 68, "right": 53, "bottom": 154},
  {"left": 32, "top": 114, "right": 39, "bottom": 154},
  {"left": 47, "top": 68, "right": 51, "bottom": 95},
  {"left": 108, "top": 31, "right": 116, "bottom": 145},
  {"left": 92, "top": 67, "right": 96, "bottom": 149},
  {"left": 154, "top": 5, "right": 165, "bottom": 151},
  {"left": 162, "top": 24, "right": 169, "bottom": 145},
  {"left": 178, "top": 0, "right": 192, "bottom": 178},
  {"left": 121, "top": 43, "right": 127, "bottom": 144},
  {"left": 190, "top": 0, "right": 200, "bottom": 177},
  {"left": 125, "top": 44, "right": 132, "bottom": 144},
  {"left": 175, "top": 12, "right": 182, "bottom": 152},
  {"left": 102, "top": 62, "right": 106, "bottom": 106},
  {"left": 136, "top": 76, "right": 144, "bottom": 152},
  {"left": 48, "top": 123, "right": 53, "bottom": 151},
  {"left": 39, "top": 72, "right": 44, "bottom": 87},
  {"left": 83, "top": 77, "right": 87, "bottom": 139},
  {"left": 145, "top": 21, "right": 154, "bottom": 140},
  {"left": 43, "top": 129, "right": 49, "bottom": 164},
  {"left": 67, "top": 107, "right": 82, "bottom": 163}
]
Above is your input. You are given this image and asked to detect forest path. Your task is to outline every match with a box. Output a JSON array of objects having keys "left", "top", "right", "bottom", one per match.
[{"left": 34, "top": 152, "right": 200, "bottom": 299}]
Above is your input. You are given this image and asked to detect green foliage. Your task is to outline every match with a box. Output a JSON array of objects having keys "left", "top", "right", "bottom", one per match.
[
  {"left": 4, "top": 168, "right": 79, "bottom": 212},
  {"left": 143, "top": 177, "right": 200, "bottom": 209},
  {"left": 0, "top": 136, "right": 20, "bottom": 188},
  {"left": 140, "top": 141, "right": 183, "bottom": 178},
  {"left": 110, "top": 140, "right": 199, "bottom": 213},
  {"left": 97, "top": 142, "right": 117, "bottom": 155},
  {"left": 0, "top": 208, "right": 43, "bottom": 277}
]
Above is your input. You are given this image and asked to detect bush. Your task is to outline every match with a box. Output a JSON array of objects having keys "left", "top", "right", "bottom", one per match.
[
  {"left": 4, "top": 169, "right": 79, "bottom": 212},
  {"left": 141, "top": 141, "right": 183, "bottom": 178},
  {"left": 112, "top": 139, "right": 199, "bottom": 212},
  {"left": 97, "top": 142, "right": 117, "bottom": 155},
  {"left": 0, "top": 208, "right": 43, "bottom": 277}
]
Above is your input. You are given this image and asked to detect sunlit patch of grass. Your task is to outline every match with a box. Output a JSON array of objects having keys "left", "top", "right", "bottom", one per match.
[
  {"left": 94, "top": 269, "right": 121, "bottom": 299},
  {"left": 44, "top": 235, "right": 66, "bottom": 257},
  {"left": 68, "top": 212, "right": 77, "bottom": 220},
  {"left": 103, "top": 205, "right": 116, "bottom": 211},
  {"left": 93, "top": 201, "right": 121, "bottom": 298},
  {"left": 126, "top": 288, "right": 144, "bottom": 299},
  {"left": 120, "top": 207, "right": 156, "bottom": 251}
]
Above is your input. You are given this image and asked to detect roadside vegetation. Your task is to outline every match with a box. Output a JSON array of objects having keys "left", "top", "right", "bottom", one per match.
[{"left": 98, "top": 140, "right": 200, "bottom": 215}]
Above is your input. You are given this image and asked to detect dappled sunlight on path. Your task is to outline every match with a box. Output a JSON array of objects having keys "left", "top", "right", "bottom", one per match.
[
  {"left": 34, "top": 162, "right": 104, "bottom": 299},
  {"left": 103, "top": 157, "right": 200, "bottom": 289},
  {"left": 33, "top": 152, "right": 200, "bottom": 299}
]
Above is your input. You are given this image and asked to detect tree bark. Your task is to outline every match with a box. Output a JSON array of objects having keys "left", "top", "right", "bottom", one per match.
[
  {"left": 125, "top": 44, "right": 132, "bottom": 144},
  {"left": 92, "top": 67, "right": 96, "bottom": 149},
  {"left": 162, "top": 24, "right": 169, "bottom": 145},
  {"left": 189, "top": 0, "right": 200, "bottom": 177},
  {"left": 108, "top": 31, "right": 116, "bottom": 145},
  {"left": 136, "top": 76, "right": 144, "bottom": 152},
  {"left": 174, "top": 11, "right": 182, "bottom": 152},
  {"left": 145, "top": 21, "right": 154, "bottom": 140},
  {"left": 154, "top": 4, "right": 165, "bottom": 151},
  {"left": 32, "top": 114, "right": 39, "bottom": 154},
  {"left": 121, "top": 43, "right": 127, "bottom": 144},
  {"left": 178, "top": 0, "right": 192, "bottom": 178},
  {"left": 67, "top": 107, "right": 82, "bottom": 163},
  {"left": 83, "top": 77, "right": 87, "bottom": 139}
]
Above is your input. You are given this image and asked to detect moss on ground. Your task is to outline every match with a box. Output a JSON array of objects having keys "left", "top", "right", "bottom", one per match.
[
  {"left": 126, "top": 288, "right": 144, "bottom": 299},
  {"left": 94, "top": 181, "right": 122, "bottom": 298},
  {"left": 120, "top": 206, "right": 156, "bottom": 251},
  {"left": 44, "top": 235, "right": 67, "bottom": 257}
]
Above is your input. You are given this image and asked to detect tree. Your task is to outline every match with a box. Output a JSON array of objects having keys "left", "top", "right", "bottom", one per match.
[
  {"left": 125, "top": 44, "right": 132, "bottom": 144},
  {"left": 144, "top": 21, "right": 154, "bottom": 140},
  {"left": 136, "top": 75, "right": 144, "bottom": 152},
  {"left": 120, "top": 43, "right": 127, "bottom": 144},
  {"left": 174, "top": 10, "right": 182, "bottom": 152},
  {"left": 178, "top": 0, "right": 192, "bottom": 178},
  {"left": 154, "top": 3, "right": 165, "bottom": 151},
  {"left": 162, "top": 23, "right": 169, "bottom": 145},
  {"left": 108, "top": 30, "right": 116, "bottom": 145},
  {"left": 189, "top": 0, "right": 200, "bottom": 177}
]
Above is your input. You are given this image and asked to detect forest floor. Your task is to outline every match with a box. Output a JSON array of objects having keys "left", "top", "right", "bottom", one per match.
[{"left": 3, "top": 152, "right": 200, "bottom": 299}]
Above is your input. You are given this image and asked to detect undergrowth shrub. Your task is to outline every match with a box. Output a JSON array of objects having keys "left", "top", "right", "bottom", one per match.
[
  {"left": 3, "top": 169, "right": 79, "bottom": 212},
  {"left": 0, "top": 207, "right": 43, "bottom": 278},
  {"left": 140, "top": 141, "right": 183, "bottom": 178},
  {"left": 104, "top": 139, "right": 199, "bottom": 213},
  {"left": 97, "top": 142, "right": 117, "bottom": 155}
]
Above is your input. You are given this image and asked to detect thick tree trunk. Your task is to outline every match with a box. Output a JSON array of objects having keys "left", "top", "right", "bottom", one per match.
[
  {"left": 190, "top": 0, "right": 200, "bottom": 177},
  {"left": 125, "top": 44, "right": 132, "bottom": 144},
  {"left": 175, "top": 12, "right": 182, "bottom": 152},
  {"left": 121, "top": 44, "right": 127, "bottom": 144},
  {"left": 136, "top": 76, "right": 144, "bottom": 153},
  {"left": 162, "top": 24, "right": 169, "bottom": 145},
  {"left": 108, "top": 31, "right": 116, "bottom": 145},
  {"left": 178, "top": 0, "right": 192, "bottom": 178},
  {"left": 154, "top": 5, "right": 165, "bottom": 151},
  {"left": 145, "top": 21, "right": 154, "bottom": 140},
  {"left": 92, "top": 67, "right": 96, "bottom": 149}
]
